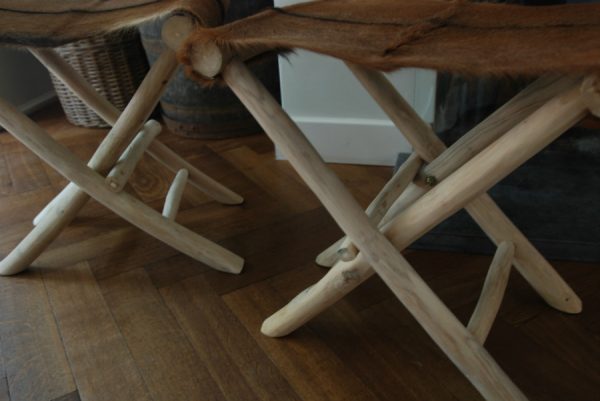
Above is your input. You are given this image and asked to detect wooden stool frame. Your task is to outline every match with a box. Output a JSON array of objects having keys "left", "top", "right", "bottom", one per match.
[
  {"left": 178, "top": 19, "right": 595, "bottom": 397},
  {"left": 229, "top": 63, "right": 592, "bottom": 401},
  {"left": 0, "top": 17, "right": 244, "bottom": 276}
]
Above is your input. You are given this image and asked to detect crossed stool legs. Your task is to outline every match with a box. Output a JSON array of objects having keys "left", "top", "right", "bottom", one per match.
[
  {"left": 0, "top": 17, "right": 244, "bottom": 275},
  {"left": 179, "top": 30, "right": 592, "bottom": 398},
  {"left": 228, "top": 61, "right": 592, "bottom": 400}
]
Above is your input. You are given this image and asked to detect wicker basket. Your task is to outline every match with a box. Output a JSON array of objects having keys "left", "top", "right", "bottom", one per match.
[{"left": 51, "top": 30, "right": 149, "bottom": 128}]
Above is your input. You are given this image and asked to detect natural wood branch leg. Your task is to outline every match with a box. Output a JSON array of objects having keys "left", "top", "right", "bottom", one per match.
[
  {"left": 106, "top": 120, "right": 163, "bottom": 192},
  {"left": 162, "top": 169, "right": 189, "bottom": 220},
  {"left": 223, "top": 58, "right": 529, "bottom": 401},
  {"left": 316, "top": 153, "right": 422, "bottom": 266},
  {"left": 468, "top": 242, "right": 514, "bottom": 344},
  {"left": 0, "top": 98, "right": 243, "bottom": 274},
  {"left": 348, "top": 65, "right": 582, "bottom": 314},
  {"left": 0, "top": 186, "right": 89, "bottom": 275}
]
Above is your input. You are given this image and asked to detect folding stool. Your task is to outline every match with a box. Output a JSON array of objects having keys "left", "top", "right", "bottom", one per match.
[
  {"left": 0, "top": 5, "right": 245, "bottom": 275},
  {"left": 170, "top": 1, "right": 599, "bottom": 399}
]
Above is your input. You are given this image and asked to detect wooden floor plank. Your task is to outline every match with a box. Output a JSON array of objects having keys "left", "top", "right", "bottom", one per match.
[
  {"left": 99, "top": 269, "right": 226, "bottom": 401},
  {"left": 0, "top": 187, "right": 55, "bottom": 230},
  {"left": 223, "top": 280, "right": 382, "bottom": 401},
  {"left": 51, "top": 391, "right": 82, "bottom": 401},
  {"left": 204, "top": 207, "right": 341, "bottom": 295},
  {"left": 161, "top": 275, "right": 301, "bottom": 401},
  {"left": 221, "top": 146, "right": 321, "bottom": 214},
  {"left": 364, "top": 298, "right": 484, "bottom": 401},
  {"left": 0, "top": 154, "right": 12, "bottom": 196},
  {"left": 486, "top": 317, "right": 598, "bottom": 401},
  {"left": 4, "top": 150, "right": 51, "bottom": 194},
  {"left": 0, "top": 333, "right": 11, "bottom": 401},
  {"left": 0, "top": 270, "right": 76, "bottom": 401},
  {"left": 42, "top": 263, "right": 151, "bottom": 401}
]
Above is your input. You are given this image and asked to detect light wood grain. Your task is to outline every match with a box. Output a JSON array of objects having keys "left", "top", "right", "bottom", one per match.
[
  {"left": 162, "top": 169, "right": 188, "bottom": 220},
  {"left": 468, "top": 241, "right": 515, "bottom": 344},
  {"left": 421, "top": 75, "right": 580, "bottom": 182},
  {"left": 106, "top": 120, "right": 162, "bottom": 192}
]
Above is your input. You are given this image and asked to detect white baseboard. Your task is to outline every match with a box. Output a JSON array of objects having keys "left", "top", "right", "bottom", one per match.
[
  {"left": 275, "top": 116, "right": 413, "bottom": 166},
  {"left": 18, "top": 90, "right": 57, "bottom": 115}
]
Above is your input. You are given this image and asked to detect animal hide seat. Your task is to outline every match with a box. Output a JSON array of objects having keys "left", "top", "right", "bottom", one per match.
[
  {"left": 180, "top": 0, "right": 600, "bottom": 78},
  {"left": 0, "top": 0, "right": 228, "bottom": 46}
]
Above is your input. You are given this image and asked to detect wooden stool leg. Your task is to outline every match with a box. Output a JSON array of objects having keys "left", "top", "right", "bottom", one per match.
[
  {"left": 0, "top": 98, "right": 243, "bottom": 274},
  {"left": 322, "top": 153, "right": 423, "bottom": 265},
  {"left": 0, "top": 188, "right": 89, "bottom": 275},
  {"left": 31, "top": 21, "right": 243, "bottom": 205},
  {"left": 0, "top": 49, "right": 177, "bottom": 275},
  {"left": 223, "top": 58, "right": 531, "bottom": 401},
  {"left": 348, "top": 66, "right": 582, "bottom": 313},
  {"left": 468, "top": 241, "right": 515, "bottom": 344}
]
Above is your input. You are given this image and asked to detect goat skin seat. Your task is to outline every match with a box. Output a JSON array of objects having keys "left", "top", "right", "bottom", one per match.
[
  {"left": 0, "top": 0, "right": 226, "bottom": 46},
  {"left": 180, "top": 0, "right": 600, "bottom": 77}
]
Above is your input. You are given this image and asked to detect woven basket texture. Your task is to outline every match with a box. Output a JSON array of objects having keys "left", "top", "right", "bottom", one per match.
[{"left": 51, "top": 30, "right": 148, "bottom": 128}]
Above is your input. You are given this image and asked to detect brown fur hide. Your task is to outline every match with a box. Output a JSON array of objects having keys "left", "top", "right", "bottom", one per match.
[
  {"left": 181, "top": 0, "right": 600, "bottom": 77},
  {"left": 0, "top": 0, "right": 228, "bottom": 46}
]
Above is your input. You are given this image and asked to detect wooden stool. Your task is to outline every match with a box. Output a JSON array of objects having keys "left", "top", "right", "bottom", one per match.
[
  {"left": 0, "top": 15, "right": 245, "bottom": 275},
  {"left": 172, "top": 1, "right": 600, "bottom": 399}
]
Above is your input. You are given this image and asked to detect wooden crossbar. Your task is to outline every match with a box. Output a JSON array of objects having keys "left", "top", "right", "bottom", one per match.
[
  {"left": 468, "top": 242, "right": 515, "bottom": 344},
  {"left": 106, "top": 120, "right": 162, "bottom": 192}
]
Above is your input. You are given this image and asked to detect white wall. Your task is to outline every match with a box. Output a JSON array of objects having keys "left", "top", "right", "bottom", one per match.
[
  {"left": 274, "top": 0, "right": 436, "bottom": 166},
  {"left": 0, "top": 48, "right": 55, "bottom": 113}
]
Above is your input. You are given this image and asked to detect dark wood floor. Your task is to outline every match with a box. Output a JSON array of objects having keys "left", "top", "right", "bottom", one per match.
[{"left": 0, "top": 105, "right": 598, "bottom": 401}]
